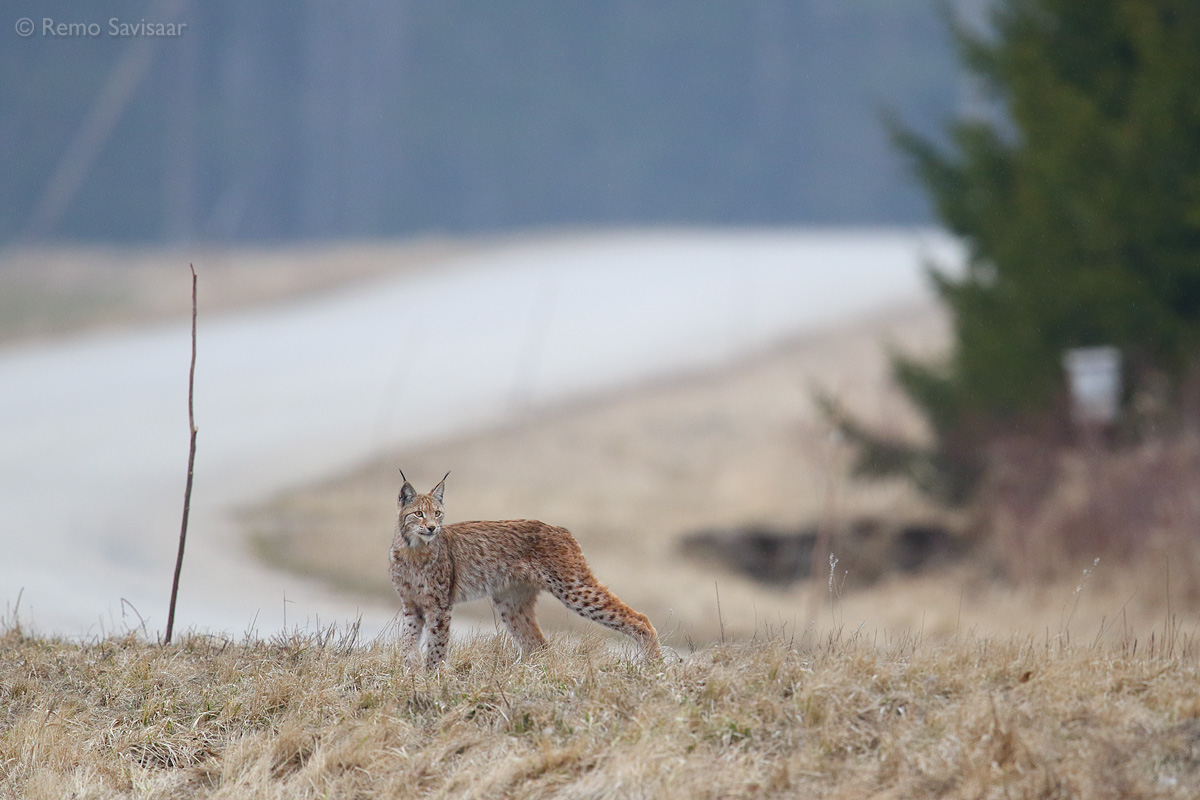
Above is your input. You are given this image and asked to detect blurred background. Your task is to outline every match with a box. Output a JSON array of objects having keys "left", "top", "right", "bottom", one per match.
[
  {"left": 3, "top": 0, "right": 975, "bottom": 244},
  {"left": 6, "top": 0, "right": 1196, "bottom": 647}
]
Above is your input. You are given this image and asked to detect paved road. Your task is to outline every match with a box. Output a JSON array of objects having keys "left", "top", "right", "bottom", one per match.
[{"left": 0, "top": 229, "right": 958, "bottom": 639}]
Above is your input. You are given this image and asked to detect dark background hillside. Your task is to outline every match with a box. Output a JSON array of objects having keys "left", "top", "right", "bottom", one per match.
[{"left": 3, "top": 0, "right": 974, "bottom": 244}]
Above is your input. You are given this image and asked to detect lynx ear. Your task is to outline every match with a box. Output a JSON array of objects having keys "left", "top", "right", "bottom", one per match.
[
  {"left": 399, "top": 471, "right": 417, "bottom": 506},
  {"left": 431, "top": 471, "right": 450, "bottom": 503}
]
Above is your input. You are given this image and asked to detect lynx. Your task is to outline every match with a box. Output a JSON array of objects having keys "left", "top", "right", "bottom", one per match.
[{"left": 389, "top": 471, "right": 662, "bottom": 670}]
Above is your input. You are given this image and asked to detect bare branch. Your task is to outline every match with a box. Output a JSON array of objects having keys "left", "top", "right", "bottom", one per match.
[{"left": 165, "top": 264, "right": 198, "bottom": 645}]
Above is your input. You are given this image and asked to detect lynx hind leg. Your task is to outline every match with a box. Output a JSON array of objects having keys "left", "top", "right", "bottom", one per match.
[
  {"left": 544, "top": 565, "right": 661, "bottom": 661},
  {"left": 492, "top": 586, "right": 549, "bottom": 657}
]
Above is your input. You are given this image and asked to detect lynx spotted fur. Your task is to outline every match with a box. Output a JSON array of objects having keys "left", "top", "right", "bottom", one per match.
[{"left": 389, "top": 472, "right": 661, "bottom": 670}]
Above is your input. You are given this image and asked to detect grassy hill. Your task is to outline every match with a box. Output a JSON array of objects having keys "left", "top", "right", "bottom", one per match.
[{"left": 3, "top": 620, "right": 1197, "bottom": 798}]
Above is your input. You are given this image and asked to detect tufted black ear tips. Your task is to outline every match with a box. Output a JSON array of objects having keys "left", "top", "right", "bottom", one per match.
[
  {"left": 398, "top": 468, "right": 416, "bottom": 506},
  {"left": 431, "top": 471, "right": 450, "bottom": 503}
]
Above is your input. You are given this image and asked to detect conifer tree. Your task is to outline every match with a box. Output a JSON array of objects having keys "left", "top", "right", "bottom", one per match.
[{"left": 839, "top": 0, "right": 1200, "bottom": 504}]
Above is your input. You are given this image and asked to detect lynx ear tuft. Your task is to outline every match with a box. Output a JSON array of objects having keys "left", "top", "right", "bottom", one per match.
[
  {"left": 399, "top": 479, "right": 417, "bottom": 507},
  {"left": 431, "top": 470, "right": 450, "bottom": 503}
]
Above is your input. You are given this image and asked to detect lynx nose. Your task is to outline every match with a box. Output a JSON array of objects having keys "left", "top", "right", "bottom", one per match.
[{"left": 425, "top": 523, "right": 437, "bottom": 534}]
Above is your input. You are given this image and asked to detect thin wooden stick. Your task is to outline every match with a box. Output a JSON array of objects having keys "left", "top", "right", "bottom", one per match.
[{"left": 165, "top": 264, "right": 198, "bottom": 644}]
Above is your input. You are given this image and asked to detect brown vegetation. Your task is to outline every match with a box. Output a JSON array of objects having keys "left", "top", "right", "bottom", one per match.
[
  {"left": 977, "top": 423, "right": 1200, "bottom": 602},
  {"left": 2, "top": 620, "right": 1197, "bottom": 799}
]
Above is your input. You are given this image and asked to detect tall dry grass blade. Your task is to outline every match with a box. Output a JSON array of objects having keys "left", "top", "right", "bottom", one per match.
[{"left": 714, "top": 582, "right": 725, "bottom": 644}]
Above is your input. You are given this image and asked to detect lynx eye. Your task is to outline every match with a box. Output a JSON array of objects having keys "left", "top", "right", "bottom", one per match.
[{"left": 435, "top": 511, "right": 444, "bottom": 519}]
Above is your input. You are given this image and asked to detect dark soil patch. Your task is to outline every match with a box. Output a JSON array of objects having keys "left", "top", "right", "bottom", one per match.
[{"left": 680, "top": 517, "right": 965, "bottom": 588}]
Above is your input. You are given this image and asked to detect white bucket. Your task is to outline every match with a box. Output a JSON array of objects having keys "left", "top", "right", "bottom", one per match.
[{"left": 1063, "top": 346, "right": 1121, "bottom": 425}]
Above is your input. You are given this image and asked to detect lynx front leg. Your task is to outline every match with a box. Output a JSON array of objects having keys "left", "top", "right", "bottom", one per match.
[
  {"left": 420, "top": 606, "right": 453, "bottom": 670},
  {"left": 399, "top": 603, "right": 425, "bottom": 667}
]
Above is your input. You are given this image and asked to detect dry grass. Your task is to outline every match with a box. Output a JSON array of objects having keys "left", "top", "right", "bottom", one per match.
[
  {"left": 980, "top": 431, "right": 1200, "bottom": 604},
  {"left": 3, "top": 617, "right": 1199, "bottom": 799}
]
